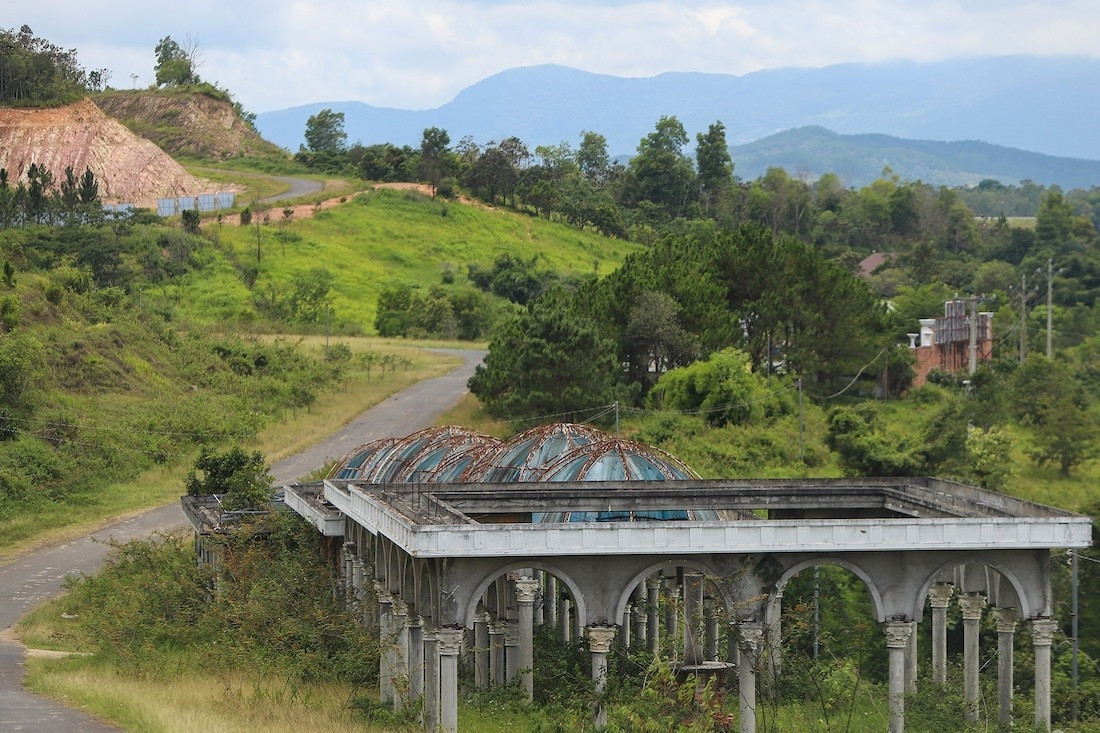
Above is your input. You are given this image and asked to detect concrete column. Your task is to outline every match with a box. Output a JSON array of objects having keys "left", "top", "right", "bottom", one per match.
[
  {"left": 646, "top": 575, "right": 661, "bottom": 655},
  {"left": 515, "top": 576, "right": 539, "bottom": 701},
  {"left": 437, "top": 627, "right": 464, "bottom": 733},
  {"left": 633, "top": 585, "right": 648, "bottom": 648},
  {"left": 959, "top": 593, "right": 987, "bottom": 721},
  {"left": 489, "top": 620, "right": 506, "bottom": 686},
  {"left": 587, "top": 625, "right": 617, "bottom": 730},
  {"left": 423, "top": 630, "right": 440, "bottom": 733},
  {"left": 391, "top": 597, "right": 410, "bottom": 713},
  {"left": 375, "top": 583, "right": 395, "bottom": 705},
  {"left": 545, "top": 576, "right": 558, "bottom": 629},
  {"left": 737, "top": 622, "right": 764, "bottom": 733},
  {"left": 559, "top": 597, "right": 572, "bottom": 643},
  {"left": 534, "top": 571, "right": 545, "bottom": 626},
  {"left": 992, "top": 607, "right": 1018, "bottom": 730},
  {"left": 663, "top": 575, "right": 679, "bottom": 658},
  {"left": 765, "top": 591, "right": 783, "bottom": 697},
  {"left": 705, "top": 603, "right": 719, "bottom": 662},
  {"left": 928, "top": 583, "right": 954, "bottom": 684},
  {"left": 408, "top": 615, "right": 424, "bottom": 712},
  {"left": 504, "top": 621, "right": 520, "bottom": 682},
  {"left": 1031, "top": 618, "right": 1058, "bottom": 732},
  {"left": 621, "top": 603, "right": 632, "bottom": 650},
  {"left": 474, "top": 609, "right": 490, "bottom": 689},
  {"left": 884, "top": 620, "right": 914, "bottom": 733},
  {"left": 684, "top": 572, "right": 704, "bottom": 666},
  {"left": 905, "top": 620, "right": 918, "bottom": 694}
]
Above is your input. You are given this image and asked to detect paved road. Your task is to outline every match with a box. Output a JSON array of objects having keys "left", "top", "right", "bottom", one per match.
[
  {"left": 0, "top": 348, "right": 484, "bottom": 732},
  {"left": 258, "top": 176, "right": 324, "bottom": 204}
]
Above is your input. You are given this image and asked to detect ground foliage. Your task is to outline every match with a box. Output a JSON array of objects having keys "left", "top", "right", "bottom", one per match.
[{"left": 43, "top": 514, "right": 376, "bottom": 688}]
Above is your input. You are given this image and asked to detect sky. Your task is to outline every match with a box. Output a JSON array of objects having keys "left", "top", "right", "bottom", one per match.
[{"left": 14, "top": 1, "right": 1100, "bottom": 114}]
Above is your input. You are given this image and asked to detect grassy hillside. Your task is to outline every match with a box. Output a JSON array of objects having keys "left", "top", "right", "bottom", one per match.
[{"left": 165, "top": 187, "right": 641, "bottom": 332}]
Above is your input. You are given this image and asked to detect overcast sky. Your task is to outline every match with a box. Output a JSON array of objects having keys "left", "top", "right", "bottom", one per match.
[{"left": 15, "top": 1, "right": 1100, "bottom": 114}]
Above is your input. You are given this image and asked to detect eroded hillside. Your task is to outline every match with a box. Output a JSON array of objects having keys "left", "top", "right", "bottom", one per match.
[
  {"left": 0, "top": 98, "right": 212, "bottom": 206},
  {"left": 95, "top": 91, "right": 289, "bottom": 161}
]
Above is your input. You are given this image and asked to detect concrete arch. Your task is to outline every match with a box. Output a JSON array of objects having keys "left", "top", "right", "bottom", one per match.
[
  {"left": 775, "top": 557, "right": 887, "bottom": 622},
  {"left": 612, "top": 558, "right": 736, "bottom": 624},
  {"left": 463, "top": 560, "right": 589, "bottom": 630},
  {"left": 911, "top": 555, "right": 1036, "bottom": 621}
]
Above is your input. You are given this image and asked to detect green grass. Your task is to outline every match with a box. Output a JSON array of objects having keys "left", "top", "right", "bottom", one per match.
[{"left": 170, "top": 188, "right": 640, "bottom": 332}]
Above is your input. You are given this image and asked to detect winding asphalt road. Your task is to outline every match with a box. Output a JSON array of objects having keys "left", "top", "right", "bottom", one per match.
[{"left": 0, "top": 348, "right": 484, "bottom": 732}]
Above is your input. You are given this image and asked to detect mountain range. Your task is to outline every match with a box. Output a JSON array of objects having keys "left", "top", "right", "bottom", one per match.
[{"left": 255, "top": 56, "right": 1100, "bottom": 189}]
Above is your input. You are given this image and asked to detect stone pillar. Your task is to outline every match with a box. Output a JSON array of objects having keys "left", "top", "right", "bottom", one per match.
[
  {"left": 992, "top": 607, "right": 1018, "bottom": 730},
  {"left": 683, "top": 572, "right": 705, "bottom": 666},
  {"left": 587, "top": 625, "right": 617, "bottom": 730},
  {"left": 705, "top": 603, "right": 719, "bottom": 662},
  {"left": 928, "top": 583, "right": 954, "bottom": 684},
  {"left": 391, "top": 597, "right": 410, "bottom": 712},
  {"left": 534, "top": 571, "right": 545, "bottom": 626},
  {"left": 633, "top": 586, "right": 648, "bottom": 648},
  {"left": 1032, "top": 618, "right": 1058, "bottom": 732},
  {"left": 559, "top": 597, "right": 572, "bottom": 643},
  {"left": 423, "top": 630, "right": 440, "bottom": 733},
  {"left": 408, "top": 615, "right": 424, "bottom": 712},
  {"left": 621, "top": 603, "right": 632, "bottom": 650},
  {"left": 545, "top": 576, "right": 558, "bottom": 629},
  {"left": 474, "top": 609, "right": 491, "bottom": 689},
  {"left": 489, "top": 619, "right": 506, "bottom": 685},
  {"left": 765, "top": 591, "right": 783, "bottom": 697},
  {"left": 515, "top": 576, "right": 539, "bottom": 702},
  {"left": 737, "top": 622, "right": 764, "bottom": 733},
  {"left": 664, "top": 575, "right": 679, "bottom": 658},
  {"left": 375, "top": 583, "right": 395, "bottom": 705},
  {"left": 905, "top": 620, "right": 918, "bottom": 694},
  {"left": 437, "top": 627, "right": 464, "bottom": 733},
  {"left": 504, "top": 621, "right": 520, "bottom": 683},
  {"left": 646, "top": 575, "right": 661, "bottom": 655},
  {"left": 885, "top": 620, "right": 914, "bottom": 733},
  {"left": 959, "top": 593, "right": 987, "bottom": 721}
]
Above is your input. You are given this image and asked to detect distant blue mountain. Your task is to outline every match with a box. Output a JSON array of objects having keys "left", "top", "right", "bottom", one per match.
[{"left": 256, "top": 57, "right": 1100, "bottom": 188}]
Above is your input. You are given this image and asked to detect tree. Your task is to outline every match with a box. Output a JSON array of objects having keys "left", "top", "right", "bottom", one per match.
[
  {"left": 185, "top": 446, "right": 272, "bottom": 512},
  {"left": 577, "top": 131, "right": 611, "bottom": 187},
  {"left": 303, "top": 108, "right": 348, "bottom": 154},
  {"left": 419, "top": 127, "right": 452, "bottom": 197},
  {"left": 695, "top": 121, "right": 733, "bottom": 216},
  {"left": 154, "top": 35, "right": 201, "bottom": 87},
  {"left": 468, "top": 287, "right": 620, "bottom": 418},
  {"left": 624, "top": 116, "right": 695, "bottom": 219}
]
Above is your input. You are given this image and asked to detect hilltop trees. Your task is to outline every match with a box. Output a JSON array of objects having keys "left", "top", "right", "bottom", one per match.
[
  {"left": 0, "top": 25, "right": 90, "bottom": 105},
  {"left": 154, "top": 35, "right": 202, "bottom": 87}
]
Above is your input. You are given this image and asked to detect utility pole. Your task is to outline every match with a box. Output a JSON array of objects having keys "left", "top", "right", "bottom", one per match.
[
  {"left": 967, "top": 295, "right": 978, "bottom": 375},
  {"left": 1019, "top": 274, "right": 1028, "bottom": 364}
]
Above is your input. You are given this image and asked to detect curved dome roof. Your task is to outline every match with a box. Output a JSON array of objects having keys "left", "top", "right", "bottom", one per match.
[
  {"left": 329, "top": 426, "right": 498, "bottom": 483},
  {"left": 535, "top": 439, "right": 716, "bottom": 523},
  {"left": 463, "top": 423, "right": 610, "bottom": 482},
  {"left": 328, "top": 423, "right": 712, "bottom": 524}
]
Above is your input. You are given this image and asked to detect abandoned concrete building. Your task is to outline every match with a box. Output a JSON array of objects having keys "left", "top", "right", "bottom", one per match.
[
  {"left": 184, "top": 423, "right": 1091, "bottom": 733},
  {"left": 908, "top": 299, "right": 994, "bottom": 387}
]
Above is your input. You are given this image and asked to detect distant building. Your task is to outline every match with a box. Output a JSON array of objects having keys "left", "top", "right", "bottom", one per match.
[{"left": 908, "top": 299, "right": 993, "bottom": 386}]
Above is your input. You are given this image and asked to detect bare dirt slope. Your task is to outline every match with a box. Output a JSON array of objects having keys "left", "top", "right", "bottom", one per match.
[{"left": 0, "top": 98, "right": 214, "bottom": 206}]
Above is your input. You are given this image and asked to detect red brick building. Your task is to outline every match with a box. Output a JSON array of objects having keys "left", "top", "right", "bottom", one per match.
[{"left": 908, "top": 299, "right": 993, "bottom": 387}]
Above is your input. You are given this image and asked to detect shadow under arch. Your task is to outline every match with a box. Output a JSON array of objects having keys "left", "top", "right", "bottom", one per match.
[
  {"left": 773, "top": 557, "right": 887, "bottom": 622},
  {"left": 911, "top": 554, "right": 1037, "bottom": 621},
  {"left": 612, "top": 558, "right": 739, "bottom": 624},
  {"left": 463, "top": 560, "right": 589, "bottom": 629}
]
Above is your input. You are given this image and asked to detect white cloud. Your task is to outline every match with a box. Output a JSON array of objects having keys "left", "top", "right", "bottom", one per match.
[{"left": 12, "top": 0, "right": 1100, "bottom": 112}]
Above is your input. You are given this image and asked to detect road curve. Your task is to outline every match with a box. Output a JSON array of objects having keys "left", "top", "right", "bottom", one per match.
[
  {"left": 0, "top": 348, "right": 485, "bottom": 732},
  {"left": 259, "top": 175, "right": 324, "bottom": 204}
]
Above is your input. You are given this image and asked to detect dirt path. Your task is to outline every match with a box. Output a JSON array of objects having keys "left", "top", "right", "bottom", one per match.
[{"left": 0, "top": 348, "right": 484, "bottom": 733}]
